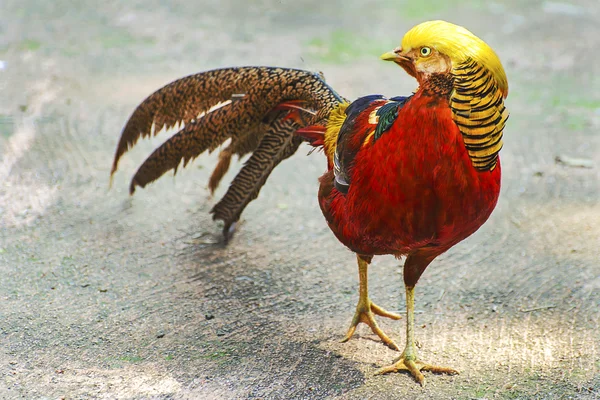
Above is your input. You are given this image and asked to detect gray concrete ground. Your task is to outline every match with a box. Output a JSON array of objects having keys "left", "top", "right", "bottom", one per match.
[{"left": 1, "top": 0, "right": 599, "bottom": 398}]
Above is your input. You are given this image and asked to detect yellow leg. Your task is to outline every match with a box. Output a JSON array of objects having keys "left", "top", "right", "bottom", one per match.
[
  {"left": 341, "top": 255, "right": 401, "bottom": 351},
  {"left": 375, "top": 285, "right": 458, "bottom": 386}
]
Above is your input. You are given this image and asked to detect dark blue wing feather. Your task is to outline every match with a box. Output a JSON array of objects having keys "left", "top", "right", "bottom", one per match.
[{"left": 344, "top": 94, "right": 386, "bottom": 119}]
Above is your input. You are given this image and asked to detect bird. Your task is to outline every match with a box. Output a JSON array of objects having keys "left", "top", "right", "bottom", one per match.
[{"left": 110, "top": 20, "right": 509, "bottom": 385}]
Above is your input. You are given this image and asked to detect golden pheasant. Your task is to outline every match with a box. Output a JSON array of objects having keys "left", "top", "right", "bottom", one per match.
[{"left": 111, "top": 20, "right": 509, "bottom": 385}]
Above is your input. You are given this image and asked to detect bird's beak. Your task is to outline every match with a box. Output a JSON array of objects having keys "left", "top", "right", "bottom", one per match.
[
  {"left": 380, "top": 47, "right": 416, "bottom": 77},
  {"left": 380, "top": 47, "right": 411, "bottom": 64}
]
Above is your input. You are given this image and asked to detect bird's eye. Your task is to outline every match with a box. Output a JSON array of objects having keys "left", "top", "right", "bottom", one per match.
[{"left": 420, "top": 47, "right": 432, "bottom": 57}]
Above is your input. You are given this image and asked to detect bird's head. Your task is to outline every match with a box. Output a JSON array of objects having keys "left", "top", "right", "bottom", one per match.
[{"left": 381, "top": 20, "right": 508, "bottom": 98}]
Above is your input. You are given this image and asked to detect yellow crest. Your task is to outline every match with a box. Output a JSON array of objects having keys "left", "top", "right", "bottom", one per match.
[{"left": 401, "top": 20, "right": 508, "bottom": 97}]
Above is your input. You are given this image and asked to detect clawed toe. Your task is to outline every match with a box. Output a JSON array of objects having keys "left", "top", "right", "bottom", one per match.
[
  {"left": 342, "top": 300, "right": 401, "bottom": 351},
  {"left": 375, "top": 357, "right": 458, "bottom": 386}
]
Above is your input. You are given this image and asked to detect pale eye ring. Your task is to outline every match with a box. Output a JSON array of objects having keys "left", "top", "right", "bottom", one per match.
[{"left": 420, "top": 47, "right": 432, "bottom": 57}]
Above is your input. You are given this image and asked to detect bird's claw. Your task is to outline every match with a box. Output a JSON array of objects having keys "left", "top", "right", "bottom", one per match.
[
  {"left": 222, "top": 221, "right": 237, "bottom": 244},
  {"left": 341, "top": 298, "right": 401, "bottom": 351},
  {"left": 375, "top": 356, "right": 458, "bottom": 386}
]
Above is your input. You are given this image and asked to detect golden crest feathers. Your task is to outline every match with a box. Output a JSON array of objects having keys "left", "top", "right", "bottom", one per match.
[{"left": 401, "top": 20, "right": 509, "bottom": 97}]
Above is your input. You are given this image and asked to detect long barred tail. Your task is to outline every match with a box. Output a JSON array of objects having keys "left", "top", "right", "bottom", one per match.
[{"left": 111, "top": 66, "right": 344, "bottom": 241}]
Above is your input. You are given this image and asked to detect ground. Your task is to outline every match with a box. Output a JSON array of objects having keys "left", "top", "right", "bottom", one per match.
[{"left": 1, "top": 0, "right": 599, "bottom": 399}]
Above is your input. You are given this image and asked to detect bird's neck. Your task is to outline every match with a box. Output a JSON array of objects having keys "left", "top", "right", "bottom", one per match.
[{"left": 417, "top": 72, "right": 454, "bottom": 98}]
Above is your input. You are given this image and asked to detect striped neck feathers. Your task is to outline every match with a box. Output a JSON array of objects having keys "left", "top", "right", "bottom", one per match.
[
  {"left": 419, "top": 61, "right": 508, "bottom": 172},
  {"left": 448, "top": 58, "right": 508, "bottom": 172}
]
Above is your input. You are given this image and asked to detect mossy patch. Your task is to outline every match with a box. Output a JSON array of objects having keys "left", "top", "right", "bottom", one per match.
[
  {"left": 119, "top": 354, "right": 144, "bottom": 363},
  {"left": 204, "top": 350, "right": 231, "bottom": 360},
  {"left": 18, "top": 39, "right": 41, "bottom": 51}
]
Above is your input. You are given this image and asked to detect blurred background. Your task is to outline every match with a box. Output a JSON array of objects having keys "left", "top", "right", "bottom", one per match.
[{"left": 1, "top": 0, "right": 599, "bottom": 398}]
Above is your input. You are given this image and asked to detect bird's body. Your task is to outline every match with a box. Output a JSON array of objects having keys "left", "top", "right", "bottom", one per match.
[
  {"left": 111, "top": 20, "right": 509, "bottom": 385},
  {"left": 317, "top": 91, "right": 501, "bottom": 258}
]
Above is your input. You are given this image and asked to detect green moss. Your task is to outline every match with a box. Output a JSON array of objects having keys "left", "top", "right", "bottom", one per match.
[
  {"left": 470, "top": 386, "right": 493, "bottom": 398},
  {"left": 565, "top": 116, "right": 587, "bottom": 131},
  {"left": 204, "top": 350, "right": 230, "bottom": 360},
  {"left": 18, "top": 39, "right": 41, "bottom": 51},
  {"left": 549, "top": 94, "right": 600, "bottom": 110},
  {"left": 120, "top": 355, "right": 143, "bottom": 363}
]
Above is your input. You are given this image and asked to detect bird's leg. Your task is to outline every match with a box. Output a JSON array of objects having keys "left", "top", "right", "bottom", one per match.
[
  {"left": 375, "top": 285, "right": 458, "bottom": 385},
  {"left": 342, "top": 255, "right": 401, "bottom": 351}
]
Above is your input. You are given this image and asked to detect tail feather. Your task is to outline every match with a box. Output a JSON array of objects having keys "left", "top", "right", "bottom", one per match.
[
  {"left": 128, "top": 102, "right": 239, "bottom": 194},
  {"left": 211, "top": 118, "right": 303, "bottom": 241},
  {"left": 112, "top": 66, "right": 345, "bottom": 241},
  {"left": 208, "top": 146, "right": 233, "bottom": 194},
  {"left": 295, "top": 125, "right": 326, "bottom": 147},
  {"left": 112, "top": 67, "right": 343, "bottom": 177}
]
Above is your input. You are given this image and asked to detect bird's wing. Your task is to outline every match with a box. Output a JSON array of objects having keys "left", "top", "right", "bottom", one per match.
[
  {"left": 111, "top": 67, "right": 344, "bottom": 240},
  {"left": 332, "top": 95, "right": 411, "bottom": 194}
]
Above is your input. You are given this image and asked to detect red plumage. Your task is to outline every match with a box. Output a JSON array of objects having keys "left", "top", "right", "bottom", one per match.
[{"left": 318, "top": 91, "right": 501, "bottom": 271}]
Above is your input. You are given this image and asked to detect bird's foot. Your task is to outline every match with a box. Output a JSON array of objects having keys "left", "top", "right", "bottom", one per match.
[
  {"left": 375, "top": 355, "right": 458, "bottom": 386},
  {"left": 341, "top": 298, "right": 401, "bottom": 351}
]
